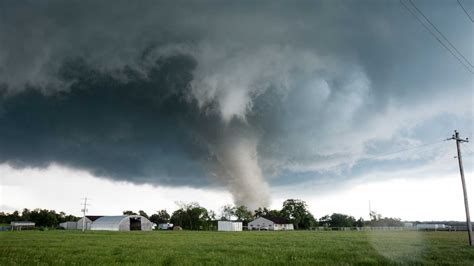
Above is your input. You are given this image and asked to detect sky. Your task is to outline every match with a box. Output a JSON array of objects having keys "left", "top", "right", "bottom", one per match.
[{"left": 0, "top": 0, "right": 473, "bottom": 221}]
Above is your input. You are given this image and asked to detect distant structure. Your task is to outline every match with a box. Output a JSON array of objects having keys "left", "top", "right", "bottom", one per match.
[
  {"left": 158, "top": 223, "right": 173, "bottom": 230},
  {"left": 248, "top": 216, "right": 294, "bottom": 231},
  {"left": 90, "top": 215, "right": 153, "bottom": 231},
  {"left": 11, "top": 221, "right": 35, "bottom": 230},
  {"left": 403, "top": 222, "right": 414, "bottom": 228},
  {"left": 218, "top": 221, "right": 242, "bottom": 231},
  {"left": 76, "top": 215, "right": 103, "bottom": 230},
  {"left": 416, "top": 224, "right": 447, "bottom": 230},
  {"left": 60, "top": 221, "right": 78, "bottom": 230}
]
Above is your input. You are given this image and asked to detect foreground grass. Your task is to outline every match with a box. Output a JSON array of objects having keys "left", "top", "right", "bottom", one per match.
[{"left": 1, "top": 230, "right": 473, "bottom": 265}]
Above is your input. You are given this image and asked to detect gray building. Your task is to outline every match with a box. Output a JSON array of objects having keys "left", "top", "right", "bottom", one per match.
[
  {"left": 76, "top": 215, "right": 103, "bottom": 230},
  {"left": 90, "top": 215, "right": 153, "bottom": 231},
  {"left": 60, "top": 221, "right": 78, "bottom": 230},
  {"left": 11, "top": 221, "right": 35, "bottom": 230}
]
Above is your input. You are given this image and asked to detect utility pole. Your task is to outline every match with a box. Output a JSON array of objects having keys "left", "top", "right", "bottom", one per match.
[
  {"left": 447, "top": 130, "right": 472, "bottom": 246},
  {"left": 81, "top": 197, "right": 89, "bottom": 232},
  {"left": 369, "top": 200, "right": 372, "bottom": 220}
]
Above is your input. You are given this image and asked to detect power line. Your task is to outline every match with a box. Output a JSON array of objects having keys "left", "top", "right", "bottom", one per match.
[
  {"left": 364, "top": 139, "right": 446, "bottom": 161},
  {"left": 457, "top": 0, "right": 474, "bottom": 22},
  {"left": 400, "top": 0, "right": 474, "bottom": 74},
  {"left": 401, "top": 0, "right": 474, "bottom": 72},
  {"left": 409, "top": 0, "right": 474, "bottom": 68}
]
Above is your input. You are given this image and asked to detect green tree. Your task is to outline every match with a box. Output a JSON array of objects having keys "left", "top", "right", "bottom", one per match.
[
  {"left": 207, "top": 210, "right": 216, "bottom": 221},
  {"left": 369, "top": 216, "right": 403, "bottom": 227},
  {"left": 170, "top": 209, "right": 187, "bottom": 228},
  {"left": 138, "top": 210, "right": 149, "bottom": 219},
  {"left": 170, "top": 202, "right": 212, "bottom": 230},
  {"left": 21, "top": 208, "right": 31, "bottom": 221},
  {"left": 356, "top": 217, "right": 365, "bottom": 227},
  {"left": 0, "top": 209, "right": 77, "bottom": 227},
  {"left": 253, "top": 207, "right": 280, "bottom": 218},
  {"left": 220, "top": 204, "right": 235, "bottom": 220},
  {"left": 319, "top": 215, "right": 331, "bottom": 227},
  {"left": 123, "top": 210, "right": 137, "bottom": 215},
  {"left": 280, "top": 199, "right": 316, "bottom": 229},
  {"left": 328, "top": 213, "right": 356, "bottom": 227},
  {"left": 301, "top": 212, "right": 317, "bottom": 229},
  {"left": 150, "top": 210, "right": 170, "bottom": 224},
  {"left": 29, "top": 209, "right": 59, "bottom": 227},
  {"left": 234, "top": 205, "right": 253, "bottom": 224}
]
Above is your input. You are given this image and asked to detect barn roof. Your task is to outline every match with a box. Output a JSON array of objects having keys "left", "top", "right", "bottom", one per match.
[
  {"left": 90, "top": 216, "right": 128, "bottom": 230},
  {"left": 93, "top": 215, "right": 128, "bottom": 224},
  {"left": 85, "top": 215, "right": 103, "bottom": 221},
  {"left": 263, "top": 216, "right": 291, "bottom": 224}
]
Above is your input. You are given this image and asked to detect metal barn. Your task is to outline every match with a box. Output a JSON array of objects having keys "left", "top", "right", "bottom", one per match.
[
  {"left": 76, "top": 215, "right": 103, "bottom": 230},
  {"left": 218, "top": 221, "right": 242, "bottom": 231},
  {"left": 90, "top": 215, "right": 153, "bottom": 231},
  {"left": 60, "top": 221, "right": 78, "bottom": 230}
]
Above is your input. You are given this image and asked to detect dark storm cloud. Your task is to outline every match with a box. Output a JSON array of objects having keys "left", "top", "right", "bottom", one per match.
[
  {"left": 0, "top": 55, "right": 214, "bottom": 186},
  {"left": 0, "top": 0, "right": 472, "bottom": 206}
]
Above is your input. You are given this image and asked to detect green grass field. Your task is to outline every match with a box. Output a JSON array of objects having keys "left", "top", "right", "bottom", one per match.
[{"left": 1, "top": 230, "right": 473, "bottom": 265}]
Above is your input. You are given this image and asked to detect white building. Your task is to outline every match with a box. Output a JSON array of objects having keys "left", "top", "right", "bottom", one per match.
[
  {"left": 218, "top": 221, "right": 242, "bottom": 231},
  {"left": 60, "top": 221, "right": 78, "bottom": 230},
  {"left": 158, "top": 223, "right": 173, "bottom": 230},
  {"left": 76, "top": 216, "right": 103, "bottom": 230},
  {"left": 11, "top": 221, "right": 35, "bottom": 230},
  {"left": 416, "top": 223, "right": 447, "bottom": 230},
  {"left": 248, "top": 217, "right": 294, "bottom": 231},
  {"left": 403, "top": 222, "right": 414, "bottom": 228},
  {"left": 90, "top": 215, "right": 153, "bottom": 231}
]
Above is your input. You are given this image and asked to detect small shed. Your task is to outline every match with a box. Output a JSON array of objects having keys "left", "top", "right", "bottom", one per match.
[
  {"left": 90, "top": 215, "right": 153, "bottom": 231},
  {"left": 11, "top": 221, "right": 35, "bottom": 230},
  {"left": 218, "top": 221, "right": 242, "bottom": 231}
]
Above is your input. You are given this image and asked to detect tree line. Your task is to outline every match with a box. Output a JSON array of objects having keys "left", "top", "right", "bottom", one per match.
[
  {"left": 122, "top": 199, "right": 402, "bottom": 230},
  {"left": 0, "top": 199, "right": 402, "bottom": 229},
  {"left": 0, "top": 209, "right": 78, "bottom": 227}
]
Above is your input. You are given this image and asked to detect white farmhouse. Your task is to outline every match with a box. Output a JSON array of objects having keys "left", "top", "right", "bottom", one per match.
[
  {"left": 248, "top": 216, "right": 294, "bottom": 231},
  {"left": 218, "top": 221, "right": 242, "bottom": 231}
]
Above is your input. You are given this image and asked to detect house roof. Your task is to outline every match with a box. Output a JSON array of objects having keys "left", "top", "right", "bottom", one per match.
[
  {"left": 263, "top": 216, "right": 291, "bottom": 224},
  {"left": 85, "top": 215, "right": 103, "bottom": 221}
]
